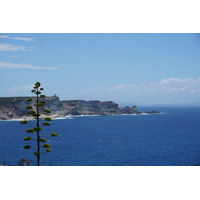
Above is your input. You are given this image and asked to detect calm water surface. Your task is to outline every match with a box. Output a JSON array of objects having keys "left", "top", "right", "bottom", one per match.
[{"left": 0, "top": 106, "right": 200, "bottom": 166}]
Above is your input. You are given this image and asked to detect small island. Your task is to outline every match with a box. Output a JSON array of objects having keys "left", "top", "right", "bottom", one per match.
[{"left": 0, "top": 96, "right": 159, "bottom": 120}]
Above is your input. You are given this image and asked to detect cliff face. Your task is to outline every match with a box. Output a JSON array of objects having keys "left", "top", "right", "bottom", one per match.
[
  {"left": 0, "top": 96, "right": 158, "bottom": 120},
  {"left": 0, "top": 96, "right": 63, "bottom": 120},
  {"left": 62, "top": 100, "right": 119, "bottom": 115}
]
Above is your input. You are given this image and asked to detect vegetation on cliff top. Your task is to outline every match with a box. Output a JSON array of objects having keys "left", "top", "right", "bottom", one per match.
[{"left": 0, "top": 97, "right": 32, "bottom": 106}]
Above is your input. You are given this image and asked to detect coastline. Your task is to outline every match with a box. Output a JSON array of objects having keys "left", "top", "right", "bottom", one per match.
[
  {"left": 0, "top": 114, "right": 65, "bottom": 121},
  {"left": 0, "top": 111, "right": 160, "bottom": 121},
  {"left": 0, "top": 97, "right": 160, "bottom": 121}
]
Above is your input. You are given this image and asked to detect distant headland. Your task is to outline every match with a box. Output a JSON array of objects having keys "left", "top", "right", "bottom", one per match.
[{"left": 0, "top": 96, "right": 159, "bottom": 120}]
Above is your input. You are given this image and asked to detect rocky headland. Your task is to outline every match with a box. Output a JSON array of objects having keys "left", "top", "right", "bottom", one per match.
[{"left": 0, "top": 96, "right": 159, "bottom": 120}]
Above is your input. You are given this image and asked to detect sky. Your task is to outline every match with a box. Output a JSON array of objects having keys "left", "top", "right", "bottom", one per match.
[
  {"left": 0, "top": 33, "right": 200, "bottom": 104},
  {"left": 0, "top": 1, "right": 200, "bottom": 197}
]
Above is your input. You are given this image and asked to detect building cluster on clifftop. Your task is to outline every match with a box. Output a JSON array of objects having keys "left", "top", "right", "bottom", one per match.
[{"left": 0, "top": 96, "right": 159, "bottom": 120}]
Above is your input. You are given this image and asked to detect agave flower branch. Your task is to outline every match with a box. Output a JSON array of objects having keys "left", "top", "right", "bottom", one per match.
[{"left": 20, "top": 82, "right": 58, "bottom": 166}]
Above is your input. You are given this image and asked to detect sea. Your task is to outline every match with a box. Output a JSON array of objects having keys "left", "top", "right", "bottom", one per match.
[{"left": 0, "top": 106, "right": 200, "bottom": 166}]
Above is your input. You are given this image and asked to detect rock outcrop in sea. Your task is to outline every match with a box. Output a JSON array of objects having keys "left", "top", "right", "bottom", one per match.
[{"left": 0, "top": 96, "right": 159, "bottom": 120}]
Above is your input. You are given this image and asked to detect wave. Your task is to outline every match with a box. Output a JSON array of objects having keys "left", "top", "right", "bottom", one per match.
[
  {"left": 72, "top": 114, "right": 101, "bottom": 118},
  {"left": 0, "top": 112, "right": 165, "bottom": 122},
  {"left": 0, "top": 118, "right": 26, "bottom": 122},
  {"left": 54, "top": 116, "right": 74, "bottom": 120}
]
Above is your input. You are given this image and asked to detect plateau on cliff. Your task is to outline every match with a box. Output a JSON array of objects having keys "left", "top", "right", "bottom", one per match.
[{"left": 0, "top": 96, "right": 159, "bottom": 120}]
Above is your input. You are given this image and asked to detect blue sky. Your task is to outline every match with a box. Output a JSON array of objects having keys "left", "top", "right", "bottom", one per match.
[{"left": 0, "top": 33, "right": 200, "bottom": 104}]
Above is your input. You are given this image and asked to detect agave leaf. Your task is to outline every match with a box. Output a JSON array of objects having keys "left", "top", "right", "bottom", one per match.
[
  {"left": 33, "top": 152, "right": 40, "bottom": 157},
  {"left": 26, "top": 129, "right": 34, "bottom": 133},
  {"left": 24, "top": 145, "right": 31, "bottom": 149},
  {"left": 26, "top": 106, "right": 33, "bottom": 109},
  {"left": 51, "top": 132, "right": 58, "bottom": 137},
  {"left": 33, "top": 127, "right": 42, "bottom": 132},
  {"left": 42, "top": 143, "right": 51, "bottom": 148},
  {"left": 20, "top": 120, "right": 28, "bottom": 124},
  {"left": 39, "top": 138, "right": 47, "bottom": 142},
  {"left": 45, "top": 117, "right": 52, "bottom": 121},
  {"left": 35, "top": 82, "right": 41, "bottom": 87},
  {"left": 24, "top": 136, "right": 31, "bottom": 141},
  {"left": 44, "top": 109, "right": 51, "bottom": 113},
  {"left": 42, "top": 122, "right": 50, "bottom": 126},
  {"left": 46, "top": 148, "right": 51, "bottom": 152}
]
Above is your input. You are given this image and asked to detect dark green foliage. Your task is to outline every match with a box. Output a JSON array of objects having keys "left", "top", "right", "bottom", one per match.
[
  {"left": 21, "top": 82, "right": 58, "bottom": 166},
  {"left": 45, "top": 117, "right": 52, "bottom": 121},
  {"left": 24, "top": 145, "right": 31, "bottom": 149},
  {"left": 35, "top": 91, "right": 41, "bottom": 95},
  {"left": 28, "top": 111, "right": 36, "bottom": 115},
  {"left": 51, "top": 132, "right": 58, "bottom": 137},
  {"left": 32, "top": 113, "right": 41, "bottom": 118},
  {"left": 26, "top": 129, "right": 34, "bottom": 133},
  {"left": 35, "top": 82, "right": 41, "bottom": 87},
  {"left": 36, "top": 103, "right": 44, "bottom": 107},
  {"left": 40, "top": 101, "right": 46, "bottom": 104},
  {"left": 24, "top": 136, "right": 31, "bottom": 141},
  {"left": 44, "top": 109, "right": 51, "bottom": 113},
  {"left": 26, "top": 105, "right": 33, "bottom": 109},
  {"left": 39, "top": 138, "right": 47, "bottom": 142},
  {"left": 20, "top": 120, "right": 28, "bottom": 124},
  {"left": 33, "top": 127, "right": 42, "bottom": 131},
  {"left": 34, "top": 152, "right": 40, "bottom": 157},
  {"left": 36, "top": 100, "right": 46, "bottom": 107},
  {"left": 42, "top": 122, "right": 50, "bottom": 126},
  {"left": 42, "top": 143, "right": 51, "bottom": 148}
]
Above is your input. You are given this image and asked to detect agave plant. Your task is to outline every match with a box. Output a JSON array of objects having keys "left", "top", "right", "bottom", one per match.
[{"left": 20, "top": 82, "right": 58, "bottom": 166}]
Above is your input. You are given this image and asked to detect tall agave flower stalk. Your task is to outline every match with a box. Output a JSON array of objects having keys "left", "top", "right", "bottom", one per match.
[{"left": 20, "top": 82, "right": 58, "bottom": 166}]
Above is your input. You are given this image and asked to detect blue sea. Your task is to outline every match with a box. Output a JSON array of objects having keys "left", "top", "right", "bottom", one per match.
[{"left": 0, "top": 106, "right": 200, "bottom": 166}]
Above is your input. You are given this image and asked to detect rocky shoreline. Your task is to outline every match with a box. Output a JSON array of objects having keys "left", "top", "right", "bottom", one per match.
[{"left": 0, "top": 96, "right": 159, "bottom": 120}]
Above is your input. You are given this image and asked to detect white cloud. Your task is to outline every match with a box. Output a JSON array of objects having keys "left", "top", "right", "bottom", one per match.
[
  {"left": 0, "top": 35, "right": 9, "bottom": 39},
  {"left": 0, "top": 35, "right": 33, "bottom": 41},
  {"left": 157, "top": 77, "right": 200, "bottom": 94},
  {"left": 0, "top": 43, "right": 30, "bottom": 51},
  {"left": 70, "top": 77, "right": 200, "bottom": 103},
  {"left": 0, "top": 62, "right": 58, "bottom": 70},
  {"left": 7, "top": 84, "right": 34, "bottom": 92},
  {"left": 12, "top": 37, "right": 33, "bottom": 41},
  {"left": 107, "top": 78, "right": 200, "bottom": 94},
  {"left": 76, "top": 77, "right": 200, "bottom": 96}
]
